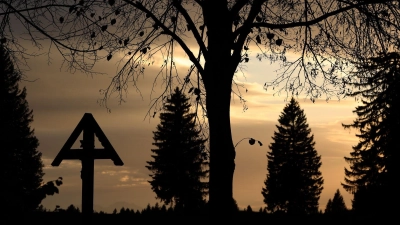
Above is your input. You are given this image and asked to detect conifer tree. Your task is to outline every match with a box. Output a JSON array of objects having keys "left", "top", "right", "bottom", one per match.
[
  {"left": 325, "top": 199, "right": 333, "bottom": 214},
  {"left": 342, "top": 52, "right": 400, "bottom": 215},
  {"left": 146, "top": 87, "right": 208, "bottom": 212},
  {"left": 325, "top": 189, "right": 347, "bottom": 215},
  {"left": 0, "top": 46, "right": 44, "bottom": 212},
  {"left": 246, "top": 205, "right": 253, "bottom": 213},
  {"left": 1, "top": 46, "right": 62, "bottom": 217},
  {"left": 262, "top": 97, "right": 323, "bottom": 215}
]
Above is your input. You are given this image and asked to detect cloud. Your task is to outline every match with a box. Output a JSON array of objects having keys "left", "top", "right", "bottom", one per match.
[
  {"left": 101, "top": 169, "right": 132, "bottom": 176},
  {"left": 120, "top": 175, "right": 130, "bottom": 182},
  {"left": 116, "top": 176, "right": 149, "bottom": 187}
]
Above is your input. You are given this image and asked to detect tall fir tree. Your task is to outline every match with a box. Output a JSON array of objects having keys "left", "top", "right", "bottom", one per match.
[
  {"left": 342, "top": 52, "right": 400, "bottom": 215},
  {"left": 146, "top": 87, "right": 208, "bottom": 212},
  {"left": 0, "top": 46, "right": 44, "bottom": 212},
  {"left": 262, "top": 97, "right": 323, "bottom": 215}
]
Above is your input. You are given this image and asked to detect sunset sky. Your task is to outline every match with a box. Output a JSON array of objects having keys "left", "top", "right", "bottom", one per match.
[{"left": 16, "top": 41, "right": 362, "bottom": 213}]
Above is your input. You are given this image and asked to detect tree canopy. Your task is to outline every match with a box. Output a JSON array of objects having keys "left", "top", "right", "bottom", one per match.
[{"left": 2, "top": 1, "right": 399, "bottom": 103}]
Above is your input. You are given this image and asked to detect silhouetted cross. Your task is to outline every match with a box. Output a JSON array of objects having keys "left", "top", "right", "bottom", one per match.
[{"left": 52, "top": 113, "right": 123, "bottom": 221}]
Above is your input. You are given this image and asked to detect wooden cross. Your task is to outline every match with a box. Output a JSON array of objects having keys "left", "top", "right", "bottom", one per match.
[{"left": 51, "top": 113, "right": 123, "bottom": 220}]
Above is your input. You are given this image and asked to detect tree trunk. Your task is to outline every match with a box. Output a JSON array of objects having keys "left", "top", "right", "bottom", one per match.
[
  {"left": 204, "top": 68, "right": 236, "bottom": 217},
  {"left": 202, "top": 1, "right": 239, "bottom": 218}
]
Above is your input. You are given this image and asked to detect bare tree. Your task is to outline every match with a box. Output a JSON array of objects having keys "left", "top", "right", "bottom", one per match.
[{"left": 1, "top": 0, "right": 400, "bottom": 217}]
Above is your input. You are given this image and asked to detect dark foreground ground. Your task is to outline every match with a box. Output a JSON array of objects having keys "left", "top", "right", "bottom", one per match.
[{"left": 5, "top": 212, "right": 389, "bottom": 225}]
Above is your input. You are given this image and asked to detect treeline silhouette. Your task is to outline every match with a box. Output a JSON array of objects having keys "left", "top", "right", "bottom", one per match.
[{"left": 22, "top": 202, "right": 383, "bottom": 225}]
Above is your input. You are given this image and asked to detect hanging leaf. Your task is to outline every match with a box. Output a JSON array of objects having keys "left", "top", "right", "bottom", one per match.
[
  {"left": 141, "top": 48, "right": 147, "bottom": 54},
  {"left": 90, "top": 13, "right": 95, "bottom": 18},
  {"left": 101, "top": 25, "right": 108, "bottom": 31},
  {"left": 256, "top": 35, "right": 261, "bottom": 44},
  {"left": 59, "top": 17, "right": 64, "bottom": 24},
  {"left": 111, "top": 18, "right": 116, "bottom": 25},
  {"left": 139, "top": 31, "right": 144, "bottom": 36},
  {"left": 108, "top": 0, "right": 115, "bottom": 6},
  {"left": 55, "top": 179, "right": 63, "bottom": 186},
  {"left": 184, "top": 76, "right": 190, "bottom": 83},
  {"left": 124, "top": 38, "right": 129, "bottom": 46},
  {"left": 249, "top": 138, "right": 255, "bottom": 145},
  {"left": 107, "top": 54, "right": 112, "bottom": 61},
  {"left": 90, "top": 32, "right": 95, "bottom": 38},
  {"left": 69, "top": 6, "right": 75, "bottom": 13},
  {"left": 194, "top": 88, "right": 200, "bottom": 95},
  {"left": 244, "top": 57, "right": 249, "bottom": 63},
  {"left": 188, "top": 87, "right": 194, "bottom": 93},
  {"left": 258, "top": 141, "right": 263, "bottom": 146},
  {"left": 115, "top": 9, "right": 120, "bottom": 15},
  {"left": 276, "top": 38, "right": 283, "bottom": 46}
]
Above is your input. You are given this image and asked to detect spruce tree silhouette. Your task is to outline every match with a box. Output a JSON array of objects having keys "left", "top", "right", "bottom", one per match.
[
  {"left": 325, "top": 189, "right": 347, "bottom": 215},
  {"left": 262, "top": 97, "right": 323, "bottom": 215},
  {"left": 342, "top": 52, "right": 400, "bottom": 216},
  {"left": 146, "top": 87, "right": 208, "bottom": 213},
  {"left": 325, "top": 199, "right": 333, "bottom": 214},
  {"left": 0, "top": 46, "right": 63, "bottom": 216},
  {"left": 0, "top": 45, "right": 43, "bottom": 213}
]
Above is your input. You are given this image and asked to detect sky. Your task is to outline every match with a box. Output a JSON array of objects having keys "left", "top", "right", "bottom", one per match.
[{"left": 15, "top": 40, "right": 363, "bottom": 213}]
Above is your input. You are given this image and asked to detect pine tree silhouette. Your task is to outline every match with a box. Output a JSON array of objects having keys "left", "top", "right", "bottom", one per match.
[
  {"left": 146, "top": 87, "right": 208, "bottom": 213},
  {"left": 0, "top": 46, "right": 44, "bottom": 213},
  {"left": 262, "top": 97, "right": 323, "bottom": 215},
  {"left": 325, "top": 199, "right": 332, "bottom": 214},
  {"left": 325, "top": 189, "right": 347, "bottom": 215},
  {"left": 342, "top": 52, "right": 400, "bottom": 215}
]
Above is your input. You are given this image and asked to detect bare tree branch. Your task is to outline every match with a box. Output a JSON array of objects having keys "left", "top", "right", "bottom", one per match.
[{"left": 233, "top": 0, "right": 393, "bottom": 38}]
